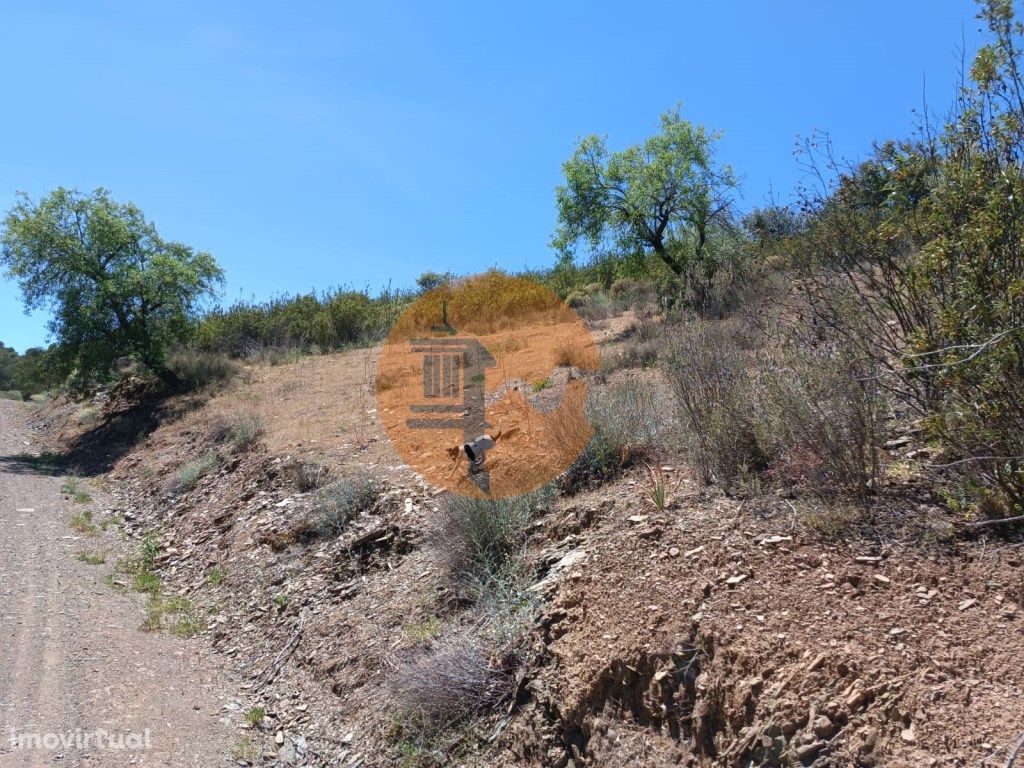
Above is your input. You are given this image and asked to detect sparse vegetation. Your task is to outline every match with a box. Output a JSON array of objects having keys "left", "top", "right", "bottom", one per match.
[
  {"left": 205, "top": 567, "right": 227, "bottom": 586},
  {"left": 391, "top": 638, "right": 512, "bottom": 737},
  {"left": 209, "top": 413, "right": 265, "bottom": 451},
  {"left": 243, "top": 706, "right": 266, "bottom": 728},
  {"left": 61, "top": 478, "right": 93, "bottom": 504},
  {"left": 644, "top": 465, "right": 684, "bottom": 511},
  {"left": 168, "top": 606, "right": 206, "bottom": 638},
  {"left": 663, "top": 320, "right": 767, "bottom": 489},
  {"left": 287, "top": 456, "right": 329, "bottom": 492},
  {"left": 133, "top": 570, "right": 162, "bottom": 595},
  {"left": 114, "top": 533, "right": 163, "bottom": 596},
  {"left": 601, "top": 338, "right": 659, "bottom": 372},
  {"left": 296, "top": 474, "right": 380, "bottom": 540},
  {"left": 756, "top": 347, "right": 882, "bottom": 499},
  {"left": 172, "top": 452, "right": 219, "bottom": 493},
  {"left": 76, "top": 406, "right": 100, "bottom": 425},
  {"left": 404, "top": 617, "right": 442, "bottom": 642},
  {"left": 99, "top": 513, "right": 124, "bottom": 532},
  {"left": 432, "top": 489, "right": 549, "bottom": 585},
  {"left": 561, "top": 378, "right": 664, "bottom": 492},
  {"left": 231, "top": 736, "right": 260, "bottom": 762},
  {"left": 664, "top": 320, "right": 882, "bottom": 498},
  {"left": 75, "top": 549, "right": 106, "bottom": 565},
  {"left": 166, "top": 350, "right": 239, "bottom": 391},
  {"left": 69, "top": 510, "right": 98, "bottom": 535}
]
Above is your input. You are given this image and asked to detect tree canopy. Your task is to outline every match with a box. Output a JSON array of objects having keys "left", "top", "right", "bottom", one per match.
[
  {"left": 0, "top": 342, "right": 53, "bottom": 399},
  {"left": 551, "top": 107, "right": 737, "bottom": 283},
  {"left": 1, "top": 188, "right": 223, "bottom": 388}
]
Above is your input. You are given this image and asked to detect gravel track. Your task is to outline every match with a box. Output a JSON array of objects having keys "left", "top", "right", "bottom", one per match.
[{"left": 0, "top": 399, "right": 235, "bottom": 767}]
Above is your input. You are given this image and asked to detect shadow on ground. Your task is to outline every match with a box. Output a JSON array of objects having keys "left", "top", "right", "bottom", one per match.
[{"left": 1, "top": 391, "right": 200, "bottom": 477}]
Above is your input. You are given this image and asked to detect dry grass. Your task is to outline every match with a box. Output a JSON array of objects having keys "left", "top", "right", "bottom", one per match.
[
  {"left": 664, "top": 317, "right": 882, "bottom": 498},
  {"left": 286, "top": 456, "right": 330, "bottom": 491},
  {"left": 208, "top": 413, "right": 265, "bottom": 451},
  {"left": 390, "top": 638, "right": 512, "bottom": 734},
  {"left": 560, "top": 378, "right": 665, "bottom": 493},
  {"left": 388, "top": 271, "right": 577, "bottom": 338},
  {"left": 166, "top": 350, "right": 239, "bottom": 390},
  {"left": 552, "top": 343, "right": 598, "bottom": 369},
  {"left": 293, "top": 474, "right": 381, "bottom": 540},
  {"left": 663, "top": 320, "right": 768, "bottom": 489},
  {"left": 757, "top": 350, "right": 881, "bottom": 499},
  {"left": 432, "top": 491, "right": 548, "bottom": 583}
]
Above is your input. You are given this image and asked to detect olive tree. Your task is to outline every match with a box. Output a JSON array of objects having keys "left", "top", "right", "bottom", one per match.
[
  {"left": 1, "top": 188, "right": 223, "bottom": 389},
  {"left": 551, "top": 107, "right": 737, "bottom": 286}
]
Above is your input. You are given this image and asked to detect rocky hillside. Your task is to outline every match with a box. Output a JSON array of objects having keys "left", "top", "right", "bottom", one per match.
[{"left": 36, "top": 312, "right": 1024, "bottom": 768}]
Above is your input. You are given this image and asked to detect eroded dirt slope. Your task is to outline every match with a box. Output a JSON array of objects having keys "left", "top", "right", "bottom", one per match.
[{"left": 33, "top": 314, "right": 1024, "bottom": 767}]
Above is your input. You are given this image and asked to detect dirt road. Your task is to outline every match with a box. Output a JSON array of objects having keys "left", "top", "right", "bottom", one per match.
[{"left": 0, "top": 399, "right": 235, "bottom": 767}]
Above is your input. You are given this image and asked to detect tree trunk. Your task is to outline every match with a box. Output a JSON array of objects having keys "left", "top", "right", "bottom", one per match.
[
  {"left": 148, "top": 361, "right": 183, "bottom": 391},
  {"left": 651, "top": 240, "right": 685, "bottom": 278}
]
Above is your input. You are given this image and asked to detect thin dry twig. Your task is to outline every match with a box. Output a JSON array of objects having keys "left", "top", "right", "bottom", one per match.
[
  {"left": 1004, "top": 730, "right": 1024, "bottom": 768},
  {"left": 960, "top": 514, "right": 1024, "bottom": 530},
  {"left": 256, "top": 612, "right": 307, "bottom": 690}
]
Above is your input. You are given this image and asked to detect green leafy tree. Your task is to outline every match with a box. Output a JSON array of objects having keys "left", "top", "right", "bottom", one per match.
[
  {"left": 415, "top": 270, "right": 454, "bottom": 293},
  {"left": 551, "top": 106, "right": 737, "bottom": 286},
  {"left": 0, "top": 342, "right": 17, "bottom": 391},
  {"left": 788, "top": 0, "right": 1024, "bottom": 514},
  {"left": 14, "top": 347, "right": 51, "bottom": 399},
  {"left": 1, "top": 188, "right": 223, "bottom": 389}
]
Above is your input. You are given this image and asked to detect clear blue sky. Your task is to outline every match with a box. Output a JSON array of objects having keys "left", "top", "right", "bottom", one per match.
[{"left": 0, "top": 1, "right": 986, "bottom": 352}]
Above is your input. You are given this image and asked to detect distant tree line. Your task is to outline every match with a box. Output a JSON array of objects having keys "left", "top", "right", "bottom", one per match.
[
  {"left": 1, "top": 1, "right": 1020, "bottom": 521},
  {"left": 0, "top": 342, "right": 52, "bottom": 399}
]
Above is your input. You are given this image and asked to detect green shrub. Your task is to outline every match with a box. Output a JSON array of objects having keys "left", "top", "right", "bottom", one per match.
[
  {"left": 571, "top": 292, "right": 617, "bottom": 322},
  {"left": 173, "top": 452, "right": 219, "bottom": 492},
  {"left": 663, "top": 320, "right": 768, "bottom": 489},
  {"left": 757, "top": 350, "right": 881, "bottom": 498},
  {"left": 561, "top": 378, "right": 664, "bottom": 492},
  {"left": 166, "top": 350, "right": 238, "bottom": 390},
  {"left": 778, "top": 5, "right": 1024, "bottom": 517},
  {"left": 194, "top": 287, "right": 409, "bottom": 358},
  {"left": 300, "top": 474, "right": 380, "bottom": 540},
  {"left": 433, "top": 490, "right": 550, "bottom": 583}
]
